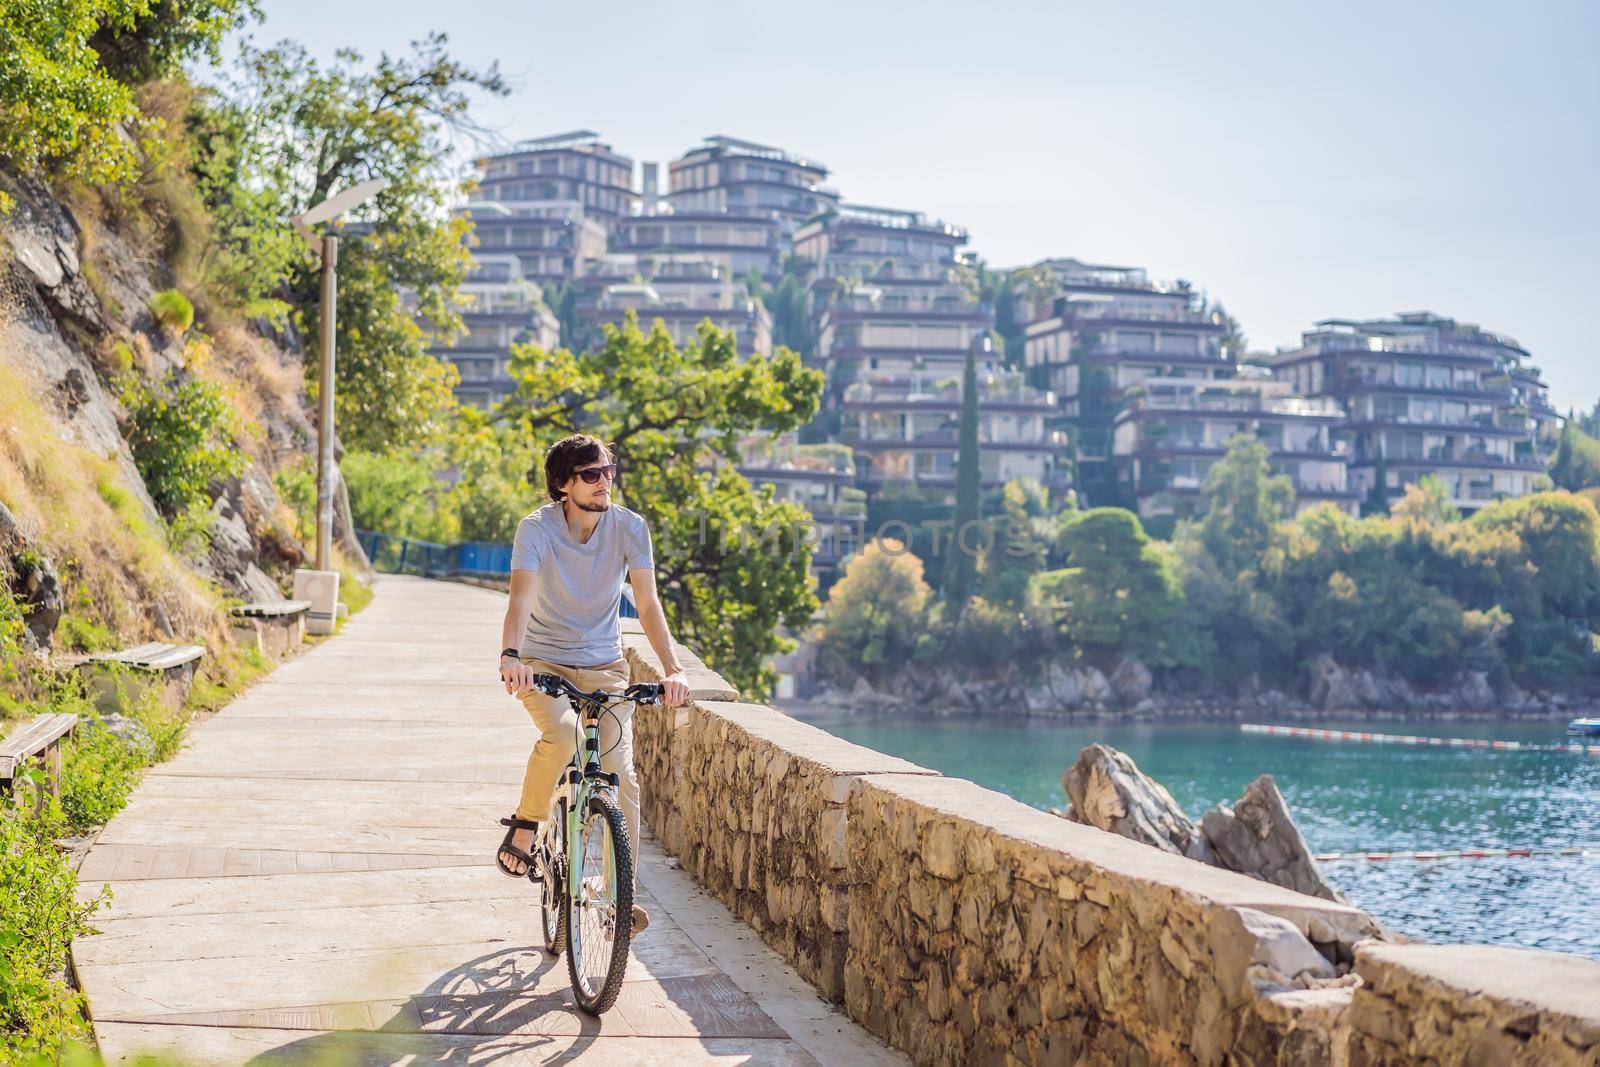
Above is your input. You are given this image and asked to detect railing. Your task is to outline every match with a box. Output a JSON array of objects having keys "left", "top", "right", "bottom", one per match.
[
  {"left": 1064, "top": 305, "right": 1215, "bottom": 325},
  {"left": 354, "top": 529, "right": 638, "bottom": 618},
  {"left": 1134, "top": 394, "right": 1344, "bottom": 417}
]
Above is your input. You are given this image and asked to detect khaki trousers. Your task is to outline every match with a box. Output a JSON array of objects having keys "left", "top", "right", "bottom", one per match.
[{"left": 514, "top": 655, "right": 640, "bottom": 855}]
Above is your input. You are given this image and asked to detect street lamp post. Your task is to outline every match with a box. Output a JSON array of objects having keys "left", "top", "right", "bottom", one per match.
[
  {"left": 287, "top": 179, "right": 387, "bottom": 632},
  {"left": 289, "top": 178, "right": 388, "bottom": 570},
  {"left": 315, "top": 232, "right": 338, "bottom": 570}
]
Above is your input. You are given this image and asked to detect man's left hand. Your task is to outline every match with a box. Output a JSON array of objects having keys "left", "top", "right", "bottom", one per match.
[{"left": 660, "top": 670, "right": 690, "bottom": 708}]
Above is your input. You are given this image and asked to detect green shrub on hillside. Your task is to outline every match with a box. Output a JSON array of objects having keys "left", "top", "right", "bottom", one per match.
[
  {"left": 147, "top": 287, "right": 195, "bottom": 334},
  {"left": 119, "top": 370, "right": 248, "bottom": 528}
]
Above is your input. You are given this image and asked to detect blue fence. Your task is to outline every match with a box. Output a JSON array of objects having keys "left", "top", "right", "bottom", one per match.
[{"left": 355, "top": 529, "right": 639, "bottom": 618}]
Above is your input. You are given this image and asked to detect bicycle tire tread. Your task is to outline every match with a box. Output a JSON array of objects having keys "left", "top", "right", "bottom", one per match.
[{"left": 564, "top": 795, "right": 634, "bottom": 1015}]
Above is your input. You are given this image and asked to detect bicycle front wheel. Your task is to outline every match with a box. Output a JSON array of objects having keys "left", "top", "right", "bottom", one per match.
[{"left": 564, "top": 794, "right": 634, "bottom": 1015}]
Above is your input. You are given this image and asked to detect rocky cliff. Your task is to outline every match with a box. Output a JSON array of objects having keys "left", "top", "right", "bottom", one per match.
[{"left": 0, "top": 169, "right": 366, "bottom": 659}]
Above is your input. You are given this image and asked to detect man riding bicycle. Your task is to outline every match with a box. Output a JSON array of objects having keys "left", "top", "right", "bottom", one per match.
[{"left": 495, "top": 433, "right": 689, "bottom": 935}]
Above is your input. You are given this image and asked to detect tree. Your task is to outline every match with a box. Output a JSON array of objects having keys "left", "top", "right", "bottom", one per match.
[
  {"left": 1576, "top": 400, "right": 1600, "bottom": 438},
  {"left": 1198, "top": 433, "right": 1294, "bottom": 577},
  {"left": 819, "top": 538, "right": 932, "bottom": 687},
  {"left": 767, "top": 269, "right": 815, "bottom": 361},
  {"left": 980, "top": 479, "right": 1047, "bottom": 608},
  {"left": 1036, "top": 508, "right": 1191, "bottom": 667},
  {"left": 0, "top": 0, "right": 145, "bottom": 209},
  {"left": 1207, "top": 301, "right": 1247, "bottom": 360},
  {"left": 340, "top": 449, "right": 459, "bottom": 544},
  {"left": 495, "top": 313, "right": 825, "bottom": 698},
  {"left": 1365, "top": 444, "right": 1391, "bottom": 516},
  {"left": 1549, "top": 424, "right": 1600, "bottom": 491},
  {"left": 1390, "top": 475, "right": 1461, "bottom": 525},
  {"left": 942, "top": 345, "right": 982, "bottom": 614},
  {"left": 1462, "top": 492, "right": 1600, "bottom": 680},
  {"left": 446, "top": 408, "right": 532, "bottom": 542},
  {"left": 89, "top": 0, "right": 258, "bottom": 85},
  {"left": 542, "top": 281, "right": 579, "bottom": 350},
  {"left": 207, "top": 34, "right": 509, "bottom": 453}
]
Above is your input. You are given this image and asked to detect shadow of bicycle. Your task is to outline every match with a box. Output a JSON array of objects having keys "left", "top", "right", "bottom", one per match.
[{"left": 239, "top": 944, "right": 610, "bottom": 1066}]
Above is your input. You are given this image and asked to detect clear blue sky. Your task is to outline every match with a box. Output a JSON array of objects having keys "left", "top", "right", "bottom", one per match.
[{"left": 230, "top": 0, "right": 1600, "bottom": 410}]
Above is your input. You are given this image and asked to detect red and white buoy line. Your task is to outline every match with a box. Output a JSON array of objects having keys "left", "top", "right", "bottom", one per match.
[
  {"left": 1241, "top": 722, "right": 1600, "bottom": 755},
  {"left": 1315, "top": 845, "right": 1600, "bottom": 863}
]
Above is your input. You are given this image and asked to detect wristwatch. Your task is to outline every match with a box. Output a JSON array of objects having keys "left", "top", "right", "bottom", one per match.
[{"left": 500, "top": 647, "right": 520, "bottom": 662}]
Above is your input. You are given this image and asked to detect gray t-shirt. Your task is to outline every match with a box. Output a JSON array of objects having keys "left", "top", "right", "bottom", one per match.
[{"left": 510, "top": 501, "right": 654, "bottom": 666}]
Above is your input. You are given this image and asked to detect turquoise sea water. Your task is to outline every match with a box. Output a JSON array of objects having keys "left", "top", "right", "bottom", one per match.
[{"left": 804, "top": 713, "right": 1600, "bottom": 959}]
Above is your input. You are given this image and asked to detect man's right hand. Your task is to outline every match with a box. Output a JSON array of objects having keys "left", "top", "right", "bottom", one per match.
[{"left": 501, "top": 656, "right": 533, "bottom": 696}]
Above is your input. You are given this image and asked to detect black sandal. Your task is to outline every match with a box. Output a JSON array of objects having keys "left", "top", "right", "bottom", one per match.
[{"left": 495, "top": 814, "right": 541, "bottom": 880}]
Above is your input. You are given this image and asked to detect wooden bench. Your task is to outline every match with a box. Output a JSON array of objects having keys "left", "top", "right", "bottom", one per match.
[
  {"left": 0, "top": 712, "right": 79, "bottom": 811},
  {"left": 228, "top": 599, "right": 312, "bottom": 657},
  {"left": 73, "top": 642, "right": 206, "bottom": 715}
]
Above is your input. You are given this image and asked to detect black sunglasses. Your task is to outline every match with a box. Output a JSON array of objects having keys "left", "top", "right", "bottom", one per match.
[{"left": 575, "top": 463, "right": 618, "bottom": 485}]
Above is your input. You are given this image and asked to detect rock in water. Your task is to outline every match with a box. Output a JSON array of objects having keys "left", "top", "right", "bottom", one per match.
[
  {"left": 1062, "top": 743, "right": 1212, "bottom": 862},
  {"left": 1200, "top": 774, "right": 1346, "bottom": 903}
]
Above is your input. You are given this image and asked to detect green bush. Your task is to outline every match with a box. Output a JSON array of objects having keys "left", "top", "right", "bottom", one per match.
[
  {"left": 273, "top": 457, "right": 316, "bottom": 544},
  {"left": 0, "top": 790, "right": 107, "bottom": 1062},
  {"left": 147, "top": 288, "right": 194, "bottom": 334},
  {"left": 119, "top": 370, "right": 248, "bottom": 526},
  {"left": 0, "top": 1, "right": 140, "bottom": 212},
  {"left": 341, "top": 449, "right": 459, "bottom": 544}
]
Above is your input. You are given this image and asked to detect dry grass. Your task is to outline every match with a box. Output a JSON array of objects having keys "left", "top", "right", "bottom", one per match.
[{"left": 0, "top": 348, "right": 224, "bottom": 648}]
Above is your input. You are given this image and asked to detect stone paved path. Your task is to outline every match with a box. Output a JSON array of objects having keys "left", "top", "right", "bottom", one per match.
[{"left": 73, "top": 575, "right": 905, "bottom": 1066}]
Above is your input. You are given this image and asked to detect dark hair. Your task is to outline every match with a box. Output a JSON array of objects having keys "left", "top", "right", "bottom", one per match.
[{"left": 541, "top": 433, "right": 613, "bottom": 503}]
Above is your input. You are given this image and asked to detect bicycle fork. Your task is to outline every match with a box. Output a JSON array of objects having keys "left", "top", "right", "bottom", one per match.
[{"left": 566, "top": 703, "right": 619, "bottom": 908}]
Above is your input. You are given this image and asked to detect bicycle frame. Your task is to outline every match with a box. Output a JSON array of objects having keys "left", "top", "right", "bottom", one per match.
[{"left": 559, "top": 694, "right": 618, "bottom": 905}]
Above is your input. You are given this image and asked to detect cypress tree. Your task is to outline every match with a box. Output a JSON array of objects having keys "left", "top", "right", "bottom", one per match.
[{"left": 944, "top": 343, "right": 983, "bottom": 615}]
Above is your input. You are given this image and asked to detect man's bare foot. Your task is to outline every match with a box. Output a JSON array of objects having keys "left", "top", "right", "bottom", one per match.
[{"left": 631, "top": 904, "right": 649, "bottom": 934}]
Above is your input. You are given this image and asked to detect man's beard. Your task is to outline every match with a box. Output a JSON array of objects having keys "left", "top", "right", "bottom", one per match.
[{"left": 572, "top": 497, "right": 610, "bottom": 513}]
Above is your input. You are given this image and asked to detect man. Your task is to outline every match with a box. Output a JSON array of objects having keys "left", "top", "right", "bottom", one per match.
[{"left": 494, "top": 433, "right": 689, "bottom": 934}]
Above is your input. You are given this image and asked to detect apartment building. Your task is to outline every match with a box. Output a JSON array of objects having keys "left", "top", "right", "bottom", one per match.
[
  {"left": 1021, "top": 258, "right": 1230, "bottom": 504},
  {"left": 841, "top": 353, "right": 1069, "bottom": 493},
  {"left": 431, "top": 254, "right": 560, "bottom": 411},
  {"left": 668, "top": 136, "right": 840, "bottom": 234},
  {"left": 474, "top": 129, "right": 637, "bottom": 224},
  {"left": 1111, "top": 371, "right": 1358, "bottom": 517},
  {"left": 730, "top": 430, "right": 866, "bottom": 590},
  {"left": 465, "top": 199, "right": 605, "bottom": 287},
  {"left": 798, "top": 205, "right": 985, "bottom": 389},
  {"left": 1272, "top": 312, "right": 1554, "bottom": 510},
  {"left": 572, "top": 253, "right": 772, "bottom": 358},
  {"left": 610, "top": 211, "right": 784, "bottom": 284}
]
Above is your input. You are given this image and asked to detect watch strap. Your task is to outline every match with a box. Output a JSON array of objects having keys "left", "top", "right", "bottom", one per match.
[{"left": 500, "top": 647, "right": 521, "bottom": 660}]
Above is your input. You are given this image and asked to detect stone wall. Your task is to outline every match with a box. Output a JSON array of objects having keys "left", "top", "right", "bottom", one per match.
[
  {"left": 844, "top": 772, "right": 1375, "bottom": 1066},
  {"left": 624, "top": 627, "right": 1600, "bottom": 1065},
  {"left": 1349, "top": 944, "right": 1600, "bottom": 1066}
]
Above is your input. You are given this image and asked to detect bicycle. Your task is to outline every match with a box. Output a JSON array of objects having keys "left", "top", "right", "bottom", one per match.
[{"left": 512, "top": 672, "right": 661, "bottom": 1015}]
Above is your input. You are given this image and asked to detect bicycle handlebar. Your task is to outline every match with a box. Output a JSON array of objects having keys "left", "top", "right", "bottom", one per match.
[{"left": 529, "top": 672, "right": 663, "bottom": 706}]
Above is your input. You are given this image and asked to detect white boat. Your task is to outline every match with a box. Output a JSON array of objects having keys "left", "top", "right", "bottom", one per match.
[{"left": 1566, "top": 717, "right": 1600, "bottom": 737}]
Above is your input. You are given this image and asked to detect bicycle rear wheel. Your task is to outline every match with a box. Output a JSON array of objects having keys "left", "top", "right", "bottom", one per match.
[
  {"left": 563, "top": 794, "right": 634, "bottom": 1015},
  {"left": 540, "top": 797, "right": 566, "bottom": 956}
]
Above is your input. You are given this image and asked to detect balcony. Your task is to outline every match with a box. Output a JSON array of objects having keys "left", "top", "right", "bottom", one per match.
[
  {"left": 1131, "top": 392, "right": 1344, "bottom": 418},
  {"left": 1062, "top": 303, "right": 1217, "bottom": 326},
  {"left": 843, "top": 373, "right": 1055, "bottom": 409},
  {"left": 1077, "top": 341, "right": 1229, "bottom": 362}
]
